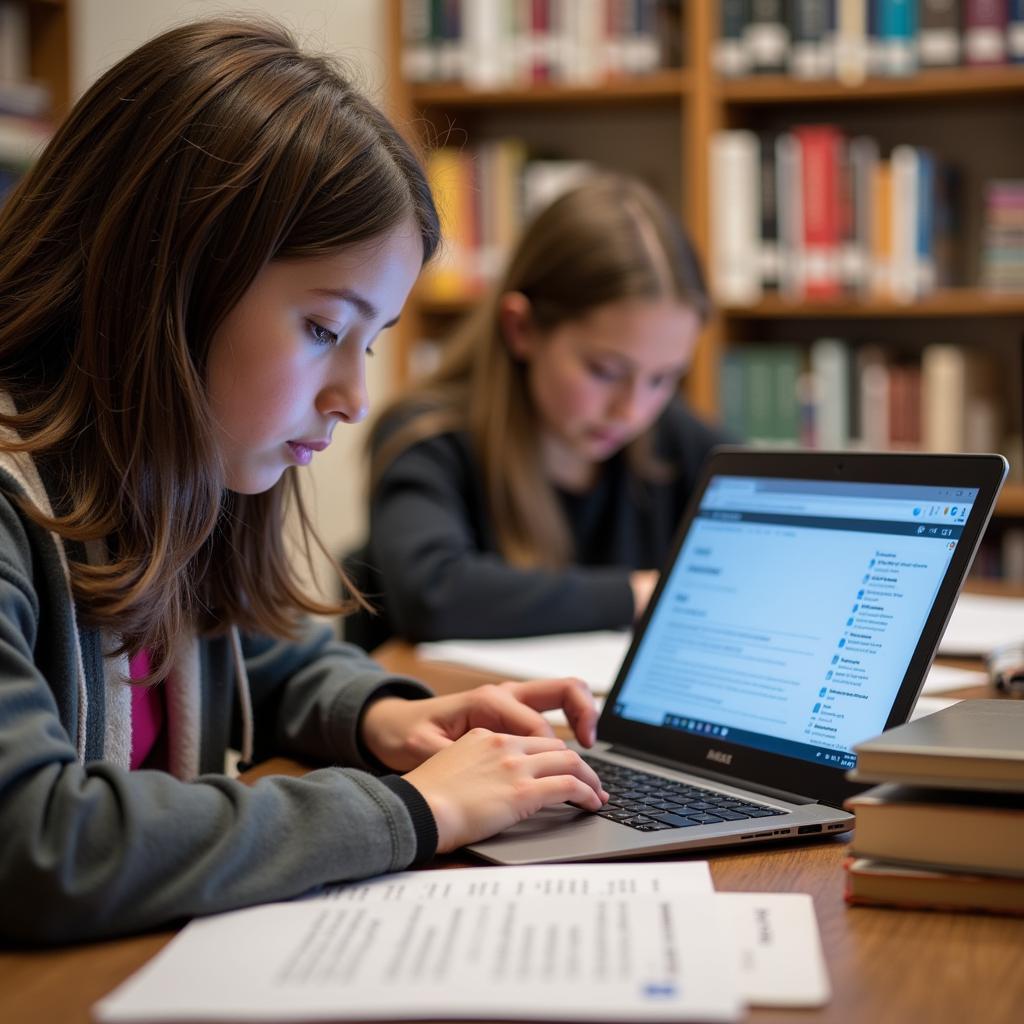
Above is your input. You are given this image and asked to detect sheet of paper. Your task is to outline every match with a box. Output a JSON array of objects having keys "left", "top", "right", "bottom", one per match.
[
  {"left": 938, "top": 592, "right": 1024, "bottom": 657},
  {"left": 94, "top": 864, "right": 740, "bottom": 1024},
  {"left": 920, "top": 663, "right": 987, "bottom": 694},
  {"left": 718, "top": 892, "right": 831, "bottom": 1008},
  {"left": 417, "top": 630, "right": 631, "bottom": 695},
  {"left": 909, "top": 695, "right": 961, "bottom": 720}
]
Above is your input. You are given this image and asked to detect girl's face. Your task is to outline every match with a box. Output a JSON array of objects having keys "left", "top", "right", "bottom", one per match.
[
  {"left": 206, "top": 222, "right": 422, "bottom": 494},
  {"left": 507, "top": 297, "right": 701, "bottom": 487}
]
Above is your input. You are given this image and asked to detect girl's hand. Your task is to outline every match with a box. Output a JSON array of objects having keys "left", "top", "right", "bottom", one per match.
[
  {"left": 630, "top": 569, "right": 659, "bottom": 619},
  {"left": 403, "top": 730, "right": 608, "bottom": 853},
  {"left": 361, "top": 678, "right": 599, "bottom": 772}
]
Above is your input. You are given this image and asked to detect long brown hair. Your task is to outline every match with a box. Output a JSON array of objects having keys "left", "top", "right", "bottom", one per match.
[
  {"left": 371, "top": 173, "right": 708, "bottom": 568},
  {"left": 0, "top": 18, "right": 439, "bottom": 678}
]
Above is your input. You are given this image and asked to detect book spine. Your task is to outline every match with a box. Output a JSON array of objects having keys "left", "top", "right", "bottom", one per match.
[
  {"left": 810, "top": 338, "right": 852, "bottom": 449},
  {"left": 836, "top": 0, "right": 870, "bottom": 84},
  {"left": 776, "top": 132, "right": 806, "bottom": 299},
  {"left": 880, "top": 0, "right": 918, "bottom": 75},
  {"left": 919, "top": 0, "right": 962, "bottom": 66},
  {"left": 796, "top": 125, "right": 842, "bottom": 299},
  {"left": 921, "top": 344, "right": 967, "bottom": 451},
  {"left": 1010, "top": 0, "right": 1024, "bottom": 61},
  {"left": 964, "top": 0, "right": 1009, "bottom": 65},
  {"left": 759, "top": 132, "right": 781, "bottom": 291},
  {"left": 790, "top": 0, "right": 831, "bottom": 78},
  {"left": 858, "top": 347, "right": 891, "bottom": 449},
  {"left": 889, "top": 143, "right": 919, "bottom": 302},
  {"left": 710, "top": 130, "right": 763, "bottom": 305},
  {"left": 717, "top": 0, "right": 752, "bottom": 77},
  {"left": 745, "top": 0, "right": 791, "bottom": 73}
]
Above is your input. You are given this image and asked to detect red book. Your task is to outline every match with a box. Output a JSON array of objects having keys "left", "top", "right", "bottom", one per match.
[
  {"left": 795, "top": 125, "right": 843, "bottom": 299},
  {"left": 964, "top": 0, "right": 1009, "bottom": 65},
  {"left": 532, "top": 0, "right": 551, "bottom": 82}
]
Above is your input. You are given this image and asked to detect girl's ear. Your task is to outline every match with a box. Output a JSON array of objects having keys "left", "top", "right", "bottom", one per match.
[{"left": 498, "top": 291, "right": 539, "bottom": 360}]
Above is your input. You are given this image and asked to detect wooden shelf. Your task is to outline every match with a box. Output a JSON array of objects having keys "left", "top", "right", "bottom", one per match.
[
  {"left": 718, "top": 66, "right": 1024, "bottom": 105},
  {"left": 997, "top": 484, "right": 1024, "bottom": 518},
  {"left": 409, "top": 69, "right": 689, "bottom": 108},
  {"left": 721, "top": 290, "right": 1024, "bottom": 319}
]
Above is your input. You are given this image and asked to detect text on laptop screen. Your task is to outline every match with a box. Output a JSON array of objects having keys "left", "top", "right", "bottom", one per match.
[{"left": 612, "top": 476, "right": 978, "bottom": 772}]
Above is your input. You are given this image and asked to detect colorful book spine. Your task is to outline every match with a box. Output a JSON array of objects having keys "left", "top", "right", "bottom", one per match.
[
  {"left": 964, "top": 0, "right": 1009, "bottom": 65},
  {"left": 796, "top": 125, "right": 843, "bottom": 299},
  {"left": 879, "top": 0, "right": 919, "bottom": 75}
]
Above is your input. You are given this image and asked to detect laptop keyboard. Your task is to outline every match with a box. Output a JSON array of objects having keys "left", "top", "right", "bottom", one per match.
[{"left": 582, "top": 756, "right": 787, "bottom": 832}]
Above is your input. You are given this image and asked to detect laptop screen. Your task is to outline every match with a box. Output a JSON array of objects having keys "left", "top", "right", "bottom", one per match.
[{"left": 611, "top": 476, "right": 978, "bottom": 772}]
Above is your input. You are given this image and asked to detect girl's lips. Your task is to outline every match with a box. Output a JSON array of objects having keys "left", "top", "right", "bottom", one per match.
[{"left": 286, "top": 441, "right": 326, "bottom": 465}]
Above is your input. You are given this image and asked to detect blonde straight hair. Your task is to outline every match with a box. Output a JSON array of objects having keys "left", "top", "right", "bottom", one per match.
[{"left": 371, "top": 174, "right": 709, "bottom": 569}]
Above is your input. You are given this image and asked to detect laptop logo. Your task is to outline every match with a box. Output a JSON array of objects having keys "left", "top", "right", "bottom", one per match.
[{"left": 706, "top": 748, "right": 733, "bottom": 766}]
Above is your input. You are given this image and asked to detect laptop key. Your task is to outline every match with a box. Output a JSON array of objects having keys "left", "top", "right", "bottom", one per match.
[
  {"left": 649, "top": 812, "right": 701, "bottom": 828},
  {"left": 686, "top": 813, "right": 725, "bottom": 824},
  {"left": 708, "top": 808, "right": 750, "bottom": 821}
]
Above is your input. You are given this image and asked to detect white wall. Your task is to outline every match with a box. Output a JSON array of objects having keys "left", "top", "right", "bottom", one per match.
[{"left": 70, "top": 2, "right": 400, "bottom": 592}]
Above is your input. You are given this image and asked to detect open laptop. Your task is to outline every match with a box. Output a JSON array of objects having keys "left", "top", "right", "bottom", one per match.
[{"left": 468, "top": 449, "right": 1007, "bottom": 865}]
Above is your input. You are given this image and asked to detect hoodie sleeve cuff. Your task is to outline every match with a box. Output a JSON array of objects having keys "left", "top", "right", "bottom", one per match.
[{"left": 378, "top": 775, "right": 439, "bottom": 866}]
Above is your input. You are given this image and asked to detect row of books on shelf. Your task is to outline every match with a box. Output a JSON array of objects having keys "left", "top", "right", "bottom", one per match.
[
  {"left": 0, "top": 0, "right": 54, "bottom": 204},
  {"left": 720, "top": 339, "right": 1007, "bottom": 456},
  {"left": 711, "top": 127, "right": 966, "bottom": 306},
  {"left": 717, "top": 0, "right": 1024, "bottom": 82},
  {"left": 421, "top": 141, "right": 595, "bottom": 302},
  {"left": 844, "top": 700, "right": 1024, "bottom": 916},
  {"left": 400, "top": 0, "right": 680, "bottom": 87},
  {"left": 981, "top": 179, "right": 1024, "bottom": 292}
]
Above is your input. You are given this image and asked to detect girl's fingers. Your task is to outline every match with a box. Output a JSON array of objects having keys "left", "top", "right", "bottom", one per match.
[
  {"left": 521, "top": 748, "right": 606, "bottom": 800},
  {"left": 503, "top": 678, "right": 600, "bottom": 745},
  {"left": 528, "top": 774, "right": 606, "bottom": 812},
  {"left": 474, "top": 686, "right": 557, "bottom": 738}
]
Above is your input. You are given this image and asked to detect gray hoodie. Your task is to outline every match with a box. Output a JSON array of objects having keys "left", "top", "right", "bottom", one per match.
[{"left": 0, "top": 423, "right": 436, "bottom": 946}]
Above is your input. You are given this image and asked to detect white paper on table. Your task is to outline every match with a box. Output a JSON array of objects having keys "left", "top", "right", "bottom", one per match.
[
  {"left": 909, "top": 695, "right": 962, "bottom": 720},
  {"left": 417, "top": 630, "right": 631, "bottom": 695},
  {"left": 938, "top": 592, "right": 1024, "bottom": 657},
  {"left": 717, "top": 892, "right": 831, "bottom": 1008},
  {"left": 920, "top": 663, "right": 987, "bottom": 694},
  {"left": 93, "top": 863, "right": 740, "bottom": 1024}
]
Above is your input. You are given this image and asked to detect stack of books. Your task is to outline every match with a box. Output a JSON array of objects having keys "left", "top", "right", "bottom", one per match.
[{"left": 843, "top": 700, "right": 1024, "bottom": 915}]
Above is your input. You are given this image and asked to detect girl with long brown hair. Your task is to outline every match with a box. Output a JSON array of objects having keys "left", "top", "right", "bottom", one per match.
[
  {"left": 0, "top": 18, "right": 605, "bottom": 946},
  {"left": 355, "top": 174, "right": 729, "bottom": 646}
]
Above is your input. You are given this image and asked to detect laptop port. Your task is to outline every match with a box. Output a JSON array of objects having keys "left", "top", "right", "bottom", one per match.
[{"left": 797, "top": 824, "right": 823, "bottom": 835}]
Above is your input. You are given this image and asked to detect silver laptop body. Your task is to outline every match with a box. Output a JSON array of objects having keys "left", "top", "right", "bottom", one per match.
[{"left": 468, "top": 450, "right": 1007, "bottom": 865}]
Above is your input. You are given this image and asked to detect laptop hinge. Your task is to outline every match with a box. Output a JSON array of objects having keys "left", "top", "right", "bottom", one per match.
[{"left": 607, "top": 744, "right": 816, "bottom": 806}]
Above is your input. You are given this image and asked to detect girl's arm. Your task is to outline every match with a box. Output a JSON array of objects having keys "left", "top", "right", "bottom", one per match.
[{"left": 366, "top": 433, "right": 635, "bottom": 641}]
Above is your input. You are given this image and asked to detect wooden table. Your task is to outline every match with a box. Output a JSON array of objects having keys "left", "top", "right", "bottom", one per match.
[{"left": 2, "top": 642, "right": 1022, "bottom": 1024}]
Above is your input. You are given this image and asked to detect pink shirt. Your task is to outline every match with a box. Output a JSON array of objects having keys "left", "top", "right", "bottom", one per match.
[{"left": 129, "top": 651, "right": 164, "bottom": 770}]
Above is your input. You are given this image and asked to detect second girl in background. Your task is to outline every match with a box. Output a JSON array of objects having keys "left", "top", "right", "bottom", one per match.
[{"left": 349, "top": 174, "right": 730, "bottom": 647}]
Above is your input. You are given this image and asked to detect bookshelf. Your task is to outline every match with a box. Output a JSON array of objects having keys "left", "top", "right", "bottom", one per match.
[
  {"left": 0, "top": 0, "right": 69, "bottom": 209},
  {"left": 385, "top": 3, "right": 1024, "bottom": 552},
  {"left": 25, "top": 0, "right": 70, "bottom": 118}
]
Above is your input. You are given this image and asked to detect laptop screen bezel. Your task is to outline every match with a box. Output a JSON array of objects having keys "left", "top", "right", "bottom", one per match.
[{"left": 596, "top": 449, "right": 1007, "bottom": 808}]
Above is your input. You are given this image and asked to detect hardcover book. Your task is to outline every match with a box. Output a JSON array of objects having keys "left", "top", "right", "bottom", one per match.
[{"left": 849, "top": 699, "right": 1024, "bottom": 790}]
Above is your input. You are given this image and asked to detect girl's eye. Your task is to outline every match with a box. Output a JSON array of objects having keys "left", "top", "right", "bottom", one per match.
[
  {"left": 308, "top": 321, "right": 339, "bottom": 347},
  {"left": 588, "top": 363, "right": 620, "bottom": 382}
]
